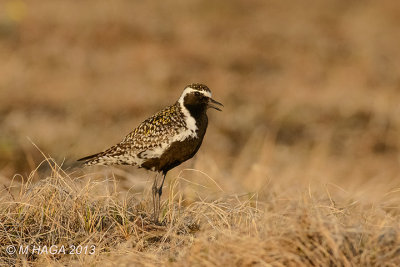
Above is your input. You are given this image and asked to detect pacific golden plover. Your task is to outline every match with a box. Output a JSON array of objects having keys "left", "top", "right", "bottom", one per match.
[{"left": 78, "top": 83, "right": 223, "bottom": 222}]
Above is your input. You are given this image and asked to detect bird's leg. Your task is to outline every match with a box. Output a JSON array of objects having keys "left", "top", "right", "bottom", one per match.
[
  {"left": 156, "top": 172, "right": 167, "bottom": 220},
  {"left": 152, "top": 172, "right": 161, "bottom": 223},
  {"left": 158, "top": 172, "right": 167, "bottom": 197},
  {"left": 152, "top": 171, "right": 167, "bottom": 223}
]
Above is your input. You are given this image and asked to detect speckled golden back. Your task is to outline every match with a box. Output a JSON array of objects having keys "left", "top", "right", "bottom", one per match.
[{"left": 122, "top": 102, "right": 186, "bottom": 150}]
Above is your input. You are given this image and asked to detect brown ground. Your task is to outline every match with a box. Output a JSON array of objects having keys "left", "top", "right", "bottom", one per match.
[{"left": 1, "top": 0, "right": 400, "bottom": 266}]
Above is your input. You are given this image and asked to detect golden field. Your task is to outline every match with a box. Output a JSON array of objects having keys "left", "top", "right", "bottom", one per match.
[{"left": 1, "top": 0, "right": 400, "bottom": 265}]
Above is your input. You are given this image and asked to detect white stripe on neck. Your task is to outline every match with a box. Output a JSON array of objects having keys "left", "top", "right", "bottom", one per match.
[{"left": 178, "top": 87, "right": 211, "bottom": 133}]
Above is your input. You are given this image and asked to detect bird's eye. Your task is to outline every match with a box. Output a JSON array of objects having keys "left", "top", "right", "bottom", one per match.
[{"left": 195, "top": 92, "right": 201, "bottom": 96}]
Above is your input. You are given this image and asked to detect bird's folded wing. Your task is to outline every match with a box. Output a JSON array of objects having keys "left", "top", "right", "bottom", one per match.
[{"left": 121, "top": 105, "right": 190, "bottom": 159}]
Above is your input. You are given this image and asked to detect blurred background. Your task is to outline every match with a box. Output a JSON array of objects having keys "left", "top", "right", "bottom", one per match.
[{"left": 0, "top": 0, "right": 400, "bottom": 199}]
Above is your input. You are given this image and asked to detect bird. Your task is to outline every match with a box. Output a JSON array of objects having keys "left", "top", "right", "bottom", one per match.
[{"left": 78, "top": 83, "right": 223, "bottom": 222}]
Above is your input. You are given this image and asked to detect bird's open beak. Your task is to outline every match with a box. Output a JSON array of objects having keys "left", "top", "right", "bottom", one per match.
[{"left": 208, "top": 98, "right": 224, "bottom": 111}]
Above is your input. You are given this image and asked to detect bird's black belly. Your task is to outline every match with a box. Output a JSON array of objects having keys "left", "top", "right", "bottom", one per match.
[{"left": 141, "top": 114, "right": 208, "bottom": 174}]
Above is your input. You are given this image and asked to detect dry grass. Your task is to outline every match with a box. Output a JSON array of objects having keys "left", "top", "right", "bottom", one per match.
[
  {"left": 1, "top": 155, "right": 400, "bottom": 266},
  {"left": 1, "top": 0, "right": 400, "bottom": 265}
]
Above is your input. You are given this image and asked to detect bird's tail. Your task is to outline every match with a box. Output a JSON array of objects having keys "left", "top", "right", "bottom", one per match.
[
  {"left": 77, "top": 152, "right": 103, "bottom": 165},
  {"left": 77, "top": 143, "right": 135, "bottom": 166}
]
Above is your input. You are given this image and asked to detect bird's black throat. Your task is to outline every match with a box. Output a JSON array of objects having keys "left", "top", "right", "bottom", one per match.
[{"left": 184, "top": 102, "right": 208, "bottom": 121}]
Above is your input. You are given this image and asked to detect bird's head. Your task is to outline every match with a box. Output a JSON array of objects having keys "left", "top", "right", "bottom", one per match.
[{"left": 178, "top": 83, "right": 223, "bottom": 113}]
